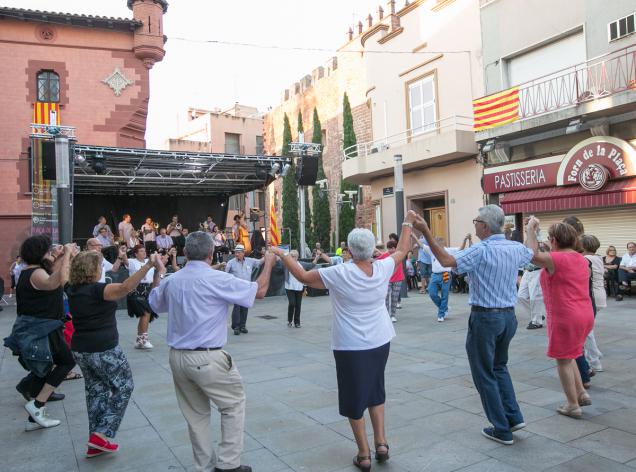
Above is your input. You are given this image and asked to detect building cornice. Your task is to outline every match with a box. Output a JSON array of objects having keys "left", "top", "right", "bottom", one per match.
[
  {"left": 378, "top": 26, "right": 404, "bottom": 44},
  {"left": 397, "top": 0, "right": 425, "bottom": 18},
  {"left": 360, "top": 24, "right": 389, "bottom": 47},
  {"left": 398, "top": 53, "right": 443, "bottom": 77}
]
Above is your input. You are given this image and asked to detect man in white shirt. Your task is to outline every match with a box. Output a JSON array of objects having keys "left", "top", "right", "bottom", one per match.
[
  {"left": 141, "top": 217, "right": 157, "bottom": 253},
  {"left": 118, "top": 214, "right": 136, "bottom": 248},
  {"left": 149, "top": 232, "right": 275, "bottom": 472},
  {"left": 224, "top": 244, "right": 264, "bottom": 335},
  {"left": 617, "top": 241, "right": 636, "bottom": 300},
  {"left": 86, "top": 238, "right": 127, "bottom": 282}
]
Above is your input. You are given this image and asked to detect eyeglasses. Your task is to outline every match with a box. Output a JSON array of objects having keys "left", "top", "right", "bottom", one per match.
[{"left": 472, "top": 219, "right": 484, "bottom": 225}]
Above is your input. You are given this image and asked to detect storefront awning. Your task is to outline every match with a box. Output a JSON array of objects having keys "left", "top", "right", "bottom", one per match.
[{"left": 500, "top": 177, "right": 636, "bottom": 214}]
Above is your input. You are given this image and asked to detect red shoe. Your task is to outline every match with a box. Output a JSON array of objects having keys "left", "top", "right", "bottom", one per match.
[
  {"left": 87, "top": 433, "right": 119, "bottom": 453},
  {"left": 86, "top": 448, "right": 105, "bottom": 458}
]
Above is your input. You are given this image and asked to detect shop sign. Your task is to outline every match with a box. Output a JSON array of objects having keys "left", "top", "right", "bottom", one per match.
[
  {"left": 484, "top": 136, "right": 636, "bottom": 194},
  {"left": 382, "top": 186, "right": 394, "bottom": 197},
  {"left": 556, "top": 136, "right": 636, "bottom": 190}
]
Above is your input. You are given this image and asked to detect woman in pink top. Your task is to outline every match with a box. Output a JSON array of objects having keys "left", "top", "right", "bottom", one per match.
[
  {"left": 525, "top": 219, "right": 594, "bottom": 419},
  {"left": 378, "top": 240, "right": 405, "bottom": 323}
]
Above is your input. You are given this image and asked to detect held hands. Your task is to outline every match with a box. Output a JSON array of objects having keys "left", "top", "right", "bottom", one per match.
[
  {"left": 268, "top": 246, "right": 285, "bottom": 258},
  {"left": 63, "top": 243, "right": 78, "bottom": 257},
  {"left": 405, "top": 210, "right": 418, "bottom": 225},
  {"left": 527, "top": 216, "right": 540, "bottom": 231},
  {"left": 263, "top": 250, "right": 277, "bottom": 265}
]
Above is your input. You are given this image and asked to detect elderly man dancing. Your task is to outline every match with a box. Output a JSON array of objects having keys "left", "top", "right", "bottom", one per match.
[
  {"left": 413, "top": 205, "right": 533, "bottom": 445},
  {"left": 149, "top": 232, "right": 276, "bottom": 472}
]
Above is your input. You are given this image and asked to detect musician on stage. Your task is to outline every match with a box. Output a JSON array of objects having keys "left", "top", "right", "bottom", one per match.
[
  {"left": 167, "top": 215, "right": 185, "bottom": 256},
  {"left": 156, "top": 227, "right": 174, "bottom": 251},
  {"left": 93, "top": 216, "right": 114, "bottom": 239},
  {"left": 141, "top": 217, "right": 157, "bottom": 254},
  {"left": 118, "top": 214, "right": 137, "bottom": 249},
  {"left": 232, "top": 213, "right": 252, "bottom": 255}
]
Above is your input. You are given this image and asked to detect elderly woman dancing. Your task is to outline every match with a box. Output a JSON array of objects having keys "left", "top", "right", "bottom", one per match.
[
  {"left": 271, "top": 212, "right": 416, "bottom": 472},
  {"left": 525, "top": 218, "right": 594, "bottom": 418}
]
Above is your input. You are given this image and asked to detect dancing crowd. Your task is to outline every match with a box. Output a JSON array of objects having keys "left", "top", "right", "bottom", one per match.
[{"left": 3, "top": 204, "right": 633, "bottom": 472}]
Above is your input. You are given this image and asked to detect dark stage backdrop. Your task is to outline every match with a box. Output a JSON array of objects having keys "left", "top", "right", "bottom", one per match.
[{"left": 73, "top": 194, "right": 229, "bottom": 242}]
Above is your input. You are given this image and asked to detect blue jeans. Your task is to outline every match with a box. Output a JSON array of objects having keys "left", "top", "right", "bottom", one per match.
[
  {"left": 428, "top": 272, "right": 450, "bottom": 318},
  {"left": 466, "top": 308, "right": 523, "bottom": 437}
]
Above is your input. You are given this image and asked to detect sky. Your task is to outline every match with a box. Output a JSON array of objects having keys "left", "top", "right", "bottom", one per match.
[{"left": 4, "top": 0, "right": 384, "bottom": 148}]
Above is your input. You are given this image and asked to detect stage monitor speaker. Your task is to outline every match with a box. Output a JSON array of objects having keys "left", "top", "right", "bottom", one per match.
[
  {"left": 42, "top": 140, "right": 57, "bottom": 181},
  {"left": 295, "top": 155, "right": 319, "bottom": 186}
]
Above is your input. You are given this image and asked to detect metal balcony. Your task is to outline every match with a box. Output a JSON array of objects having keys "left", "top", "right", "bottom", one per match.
[
  {"left": 476, "top": 43, "right": 636, "bottom": 139},
  {"left": 342, "top": 115, "right": 477, "bottom": 184}
]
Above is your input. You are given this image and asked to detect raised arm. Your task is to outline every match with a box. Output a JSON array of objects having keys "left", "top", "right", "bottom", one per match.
[
  {"left": 255, "top": 251, "right": 276, "bottom": 298},
  {"left": 459, "top": 234, "right": 472, "bottom": 251},
  {"left": 103, "top": 255, "right": 156, "bottom": 301},
  {"left": 525, "top": 217, "right": 555, "bottom": 273},
  {"left": 30, "top": 243, "right": 76, "bottom": 290},
  {"left": 312, "top": 250, "right": 331, "bottom": 265},
  {"left": 412, "top": 215, "right": 457, "bottom": 268},
  {"left": 271, "top": 246, "right": 325, "bottom": 289},
  {"left": 391, "top": 211, "right": 417, "bottom": 267}
]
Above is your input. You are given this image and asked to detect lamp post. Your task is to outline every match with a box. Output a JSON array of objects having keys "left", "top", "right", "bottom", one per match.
[
  {"left": 54, "top": 134, "right": 72, "bottom": 244},
  {"left": 394, "top": 154, "right": 408, "bottom": 298}
]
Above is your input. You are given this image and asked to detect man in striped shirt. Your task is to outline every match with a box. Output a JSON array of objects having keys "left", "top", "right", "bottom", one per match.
[{"left": 413, "top": 205, "right": 533, "bottom": 446}]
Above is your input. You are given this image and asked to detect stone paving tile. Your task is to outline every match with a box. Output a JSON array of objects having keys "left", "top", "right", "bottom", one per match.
[
  {"left": 524, "top": 414, "right": 607, "bottom": 442},
  {"left": 544, "top": 453, "right": 636, "bottom": 472},
  {"left": 1, "top": 293, "right": 635, "bottom": 472},
  {"left": 392, "top": 439, "right": 489, "bottom": 472},
  {"left": 487, "top": 435, "right": 586, "bottom": 471},
  {"left": 569, "top": 428, "right": 636, "bottom": 463}
]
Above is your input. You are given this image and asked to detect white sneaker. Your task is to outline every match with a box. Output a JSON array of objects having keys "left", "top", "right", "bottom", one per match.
[
  {"left": 590, "top": 363, "right": 603, "bottom": 372},
  {"left": 135, "top": 335, "right": 153, "bottom": 349},
  {"left": 437, "top": 317, "right": 445, "bottom": 322},
  {"left": 24, "top": 400, "right": 61, "bottom": 428},
  {"left": 396, "top": 303, "right": 402, "bottom": 309},
  {"left": 25, "top": 420, "right": 45, "bottom": 432},
  {"left": 391, "top": 316, "right": 397, "bottom": 323}
]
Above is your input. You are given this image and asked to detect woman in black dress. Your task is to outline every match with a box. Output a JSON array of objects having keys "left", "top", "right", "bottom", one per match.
[{"left": 603, "top": 245, "right": 621, "bottom": 298}]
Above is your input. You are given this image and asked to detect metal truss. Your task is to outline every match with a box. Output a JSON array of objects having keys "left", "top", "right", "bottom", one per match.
[{"left": 73, "top": 144, "right": 290, "bottom": 196}]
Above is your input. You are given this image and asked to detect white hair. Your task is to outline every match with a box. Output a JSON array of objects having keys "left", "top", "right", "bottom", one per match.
[
  {"left": 289, "top": 249, "right": 299, "bottom": 258},
  {"left": 347, "top": 228, "right": 376, "bottom": 261},
  {"left": 478, "top": 205, "right": 505, "bottom": 234}
]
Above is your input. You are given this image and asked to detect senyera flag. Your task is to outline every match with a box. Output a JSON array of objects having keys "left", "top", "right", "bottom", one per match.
[
  {"left": 269, "top": 203, "right": 280, "bottom": 246},
  {"left": 473, "top": 87, "right": 519, "bottom": 132}
]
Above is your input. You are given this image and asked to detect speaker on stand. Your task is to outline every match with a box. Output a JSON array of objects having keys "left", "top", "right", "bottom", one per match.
[{"left": 295, "top": 155, "right": 319, "bottom": 186}]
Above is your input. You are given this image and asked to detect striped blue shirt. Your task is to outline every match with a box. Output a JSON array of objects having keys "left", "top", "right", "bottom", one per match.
[{"left": 454, "top": 234, "right": 533, "bottom": 308}]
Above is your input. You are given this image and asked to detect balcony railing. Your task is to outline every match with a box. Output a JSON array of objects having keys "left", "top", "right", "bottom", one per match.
[
  {"left": 506, "top": 43, "right": 636, "bottom": 123},
  {"left": 30, "top": 124, "right": 76, "bottom": 139},
  {"left": 343, "top": 115, "right": 474, "bottom": 160}
]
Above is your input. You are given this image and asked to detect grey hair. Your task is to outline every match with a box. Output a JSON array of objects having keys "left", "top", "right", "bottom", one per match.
[
  {"left": 347, "top": 228, "right": 376, "bottom": 261},
  {"left": 478, "top": 204, "right": 505, "bottom": 234},
  {"left": 289, "top": 249, "right": 299, "bottom": 258},
  {"left": 184, "top": 231, "right": 214, "bottom": 261}
]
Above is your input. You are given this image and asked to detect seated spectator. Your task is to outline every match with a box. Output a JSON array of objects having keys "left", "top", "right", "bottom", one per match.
[
  {"left": 603, "top": 245, "right": 621, "bottom": 298},
  {"left": 617, "top": 242, "right": 636, "bottom": 301}
]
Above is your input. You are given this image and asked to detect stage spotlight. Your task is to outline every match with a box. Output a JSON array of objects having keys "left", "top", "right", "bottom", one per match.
[
  {"left": 74, "top": 154, "right": 86, "bottom": 166},
  {"left": 92, "top": 154, "right": 106, "bottom": 175},
  {"left": 269, "top": 162, "right": 280, "bottom": 177},
  {"left": 281, "top": 163, "right": 291, "bottom": 177}
]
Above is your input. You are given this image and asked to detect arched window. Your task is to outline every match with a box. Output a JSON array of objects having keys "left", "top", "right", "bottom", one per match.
[{"left": 36, "top": 70, "right": 60, "bottom": 102}]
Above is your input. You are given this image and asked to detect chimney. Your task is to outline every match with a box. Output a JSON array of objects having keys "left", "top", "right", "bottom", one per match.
[
  {"left": 348, "top": 27, "right": 353, "bottom": 41},
  {"left": 128, "top": 0, "right": 168, "bottom": 69},
  {"left": 387, "top": 0, "right": 395, "bottom": 14},
  {"left": 378, "top": 5, "right": 384, "bottom": 20},
  {"left": 367, "top": 14, "right": 373, "bottom": 27},
  {"left": 357, "top": 21, "right": 363, "bottom": 34}
]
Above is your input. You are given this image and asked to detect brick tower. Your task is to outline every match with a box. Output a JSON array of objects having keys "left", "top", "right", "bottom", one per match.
[{"left": 128, "top": 0, "right": 168, "bottom": 69}]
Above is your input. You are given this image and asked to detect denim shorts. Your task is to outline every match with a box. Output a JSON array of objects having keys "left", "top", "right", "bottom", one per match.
[{"left": 418, "top": 263, "right": 432, "bottom": 280}]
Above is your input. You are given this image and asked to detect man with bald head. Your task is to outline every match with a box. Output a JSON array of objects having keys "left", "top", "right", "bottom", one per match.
[{"left": 86, "top": 238, "right": 128, "bottom": 282}]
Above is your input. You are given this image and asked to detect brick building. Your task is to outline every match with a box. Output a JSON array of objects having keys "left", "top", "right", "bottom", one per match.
[
  {"left": 0, "top": 1, "right": 167, "bottom": 286},
  {"left": 263, "top": 37, "right": 376, "bottom": 246}
]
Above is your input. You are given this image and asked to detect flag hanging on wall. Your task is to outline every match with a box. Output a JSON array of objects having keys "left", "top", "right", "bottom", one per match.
[
  {"left": 33, "top": 102, "right": 60, "bottom": 126},
  {"left": 269, "top": 202, "right": 281, "bottom": 246},
  {"left": 473, "top": 87, "right": 519, "bottom": 132}
]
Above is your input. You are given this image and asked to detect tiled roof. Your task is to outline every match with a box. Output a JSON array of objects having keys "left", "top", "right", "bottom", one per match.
[{"left": 0, "top": 6, "right": 142, "bottom": 30}]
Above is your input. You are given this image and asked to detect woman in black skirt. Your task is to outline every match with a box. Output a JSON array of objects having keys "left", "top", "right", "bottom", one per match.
[
  {"left": 272, "top": 213, "right": 415, "bottom": 472},
  {"left": 126, "top": 245, "right": 157, "bottom": 349}
]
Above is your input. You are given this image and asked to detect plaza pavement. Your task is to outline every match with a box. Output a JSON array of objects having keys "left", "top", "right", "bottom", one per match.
[{"left": 1, "top": 290, "right": 636, "bottom": 472}]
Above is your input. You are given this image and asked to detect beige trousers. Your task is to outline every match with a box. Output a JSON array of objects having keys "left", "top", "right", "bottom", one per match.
[{"left": 169, "top": 348, "right": 246, "bottom": 471}]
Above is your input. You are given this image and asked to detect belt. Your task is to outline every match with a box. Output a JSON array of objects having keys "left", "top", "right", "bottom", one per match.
[
  {"left": 472, "top": 305, "right": 514, "bottom": 312},
  {"left": 526, "top": 267, "right": 541, "bottom": 272},
  {"left": 181, "top": 347, "right": 222, "bottom": 351}
]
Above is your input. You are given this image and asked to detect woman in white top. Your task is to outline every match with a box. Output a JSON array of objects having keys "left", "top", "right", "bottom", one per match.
[
  {"left": 581, "top": 235, "right": 606, "bottom": 372},
  {"left": 284, "top": 250, "right": 304, "bottom": 328},
  {"left": 271, "top": 212, "right": 416, "bottom": 472},
  {"left": 126, "top": 245, "right": 157, "bottom": 349}
]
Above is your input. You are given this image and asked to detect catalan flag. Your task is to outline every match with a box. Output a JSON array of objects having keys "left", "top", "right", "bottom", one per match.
[
  {"left": 269, "top": 202, "right": 281, "bottom": 246},
  {"left": 472, "top": 87, "right": 519, "bottom": 132},
  {"left": 33, "top": 102, "right": 60, "bottom": 125}
]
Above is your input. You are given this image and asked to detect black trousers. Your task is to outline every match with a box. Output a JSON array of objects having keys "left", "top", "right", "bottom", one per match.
[
  {"left": 18, "top": 328, "right": 76, "bottom": 395},
  {"left": 231, "top": 305, "right": 249, "bottom": 329},
  {"left": 286, "top": 289, "right": 303, "bottom": 325}
]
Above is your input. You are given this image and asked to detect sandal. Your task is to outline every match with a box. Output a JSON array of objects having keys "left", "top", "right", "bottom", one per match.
[
  {"left": 65, "top": 371, "right": 83, "bottom": 381},
  {"left": 375, "top": 443, "right": 390, "bottom": 462},
  {"left": 578, "top": 392, "right": 592, "bottom": 407},
  {"left": 557, "top": 405, "right": 582, "bottom": 419},
  {"left": 353, "top": 454, "right": 372, "bottom": 472}
]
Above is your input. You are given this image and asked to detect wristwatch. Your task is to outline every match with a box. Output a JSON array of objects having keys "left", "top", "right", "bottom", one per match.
[{"left": 402, "top": 222, "right": 413, "bottom": 228}]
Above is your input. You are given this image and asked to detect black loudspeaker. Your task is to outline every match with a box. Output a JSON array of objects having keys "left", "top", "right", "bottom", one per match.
[
  {"left": 295, "top": 155, "right": 319, "bottom": 185},
  {"left": 42, "top": 140, "right": 57, "bottom": 181}
]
